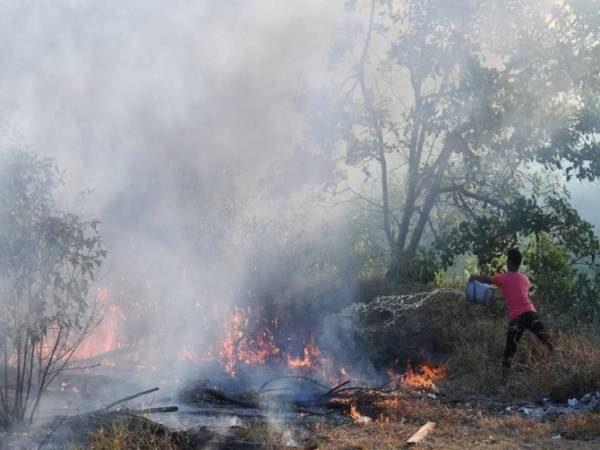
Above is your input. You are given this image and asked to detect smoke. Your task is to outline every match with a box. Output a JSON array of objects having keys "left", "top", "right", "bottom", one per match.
[
  {"left": 0, "top": 1, "right": 597, "bottom": 426},
  {"left": 0, "top": 0, "right": 357, "bottom": 394}
]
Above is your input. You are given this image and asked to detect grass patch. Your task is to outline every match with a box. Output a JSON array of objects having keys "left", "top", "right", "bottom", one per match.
[
  {"left": 558, "top": 413, "right": 600, "bottom": 440},
  {"left": 427, "top": 290, "right": 600, "bottom": 403},
  {"left": 82, "top": 424, "right": 181, "bottom": 450}
]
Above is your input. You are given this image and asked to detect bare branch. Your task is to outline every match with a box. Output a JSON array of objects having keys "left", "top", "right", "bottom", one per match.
[{"left": 356, "top": 0, "right": 397, "bottom": 257}]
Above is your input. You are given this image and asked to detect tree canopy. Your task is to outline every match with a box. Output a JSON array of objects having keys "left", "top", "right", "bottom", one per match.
[{"left": 311, "top": 0, "right": 600, "bottom": 281}]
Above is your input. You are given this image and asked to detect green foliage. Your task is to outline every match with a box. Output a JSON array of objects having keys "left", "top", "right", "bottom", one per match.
[
  {"left": 315, "top": 0, "right": 600, "bottom": 284},
  {"left": 405, "top": 247, "right": 440, "bottom": 284},
  {"left": 0, "top": 151, "right": 106, "bottom": 428},
  {"left": 436, "top": 189, "right": 600, "bottom": 324},
  {"left": 525, "top": 235, "right": 574, "bottom": 315},
  {"left": 438, "top": 195, "right": 600, "bottom": 271},
  {"left": 525, "top": 234, "right": 600, "bottom": 324}
]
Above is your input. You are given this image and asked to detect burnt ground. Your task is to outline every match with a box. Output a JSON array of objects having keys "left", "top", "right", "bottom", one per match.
[
  {"left": 3, "top": 290, "right": 600, "bottom": 449},
  {"left": 3, "top": 382, "right": 600, "bottom": 449}
]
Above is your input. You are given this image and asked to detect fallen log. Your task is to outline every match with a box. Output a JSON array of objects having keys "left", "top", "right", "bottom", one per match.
[
  {"left": 201, "top": 388, "right": 259, "bottom": 409},
  {"left": 406, "top": 421, "right": 436, "bottom": 445}
]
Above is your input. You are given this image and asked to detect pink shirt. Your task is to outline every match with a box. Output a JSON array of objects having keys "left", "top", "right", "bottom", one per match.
[{"left": 491, "top": 272, "right": 536, "bottom": 321}]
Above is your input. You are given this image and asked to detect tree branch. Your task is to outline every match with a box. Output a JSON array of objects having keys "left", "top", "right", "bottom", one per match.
[{"left": 357, "top": 0, "right": 396, "bottom": 257}]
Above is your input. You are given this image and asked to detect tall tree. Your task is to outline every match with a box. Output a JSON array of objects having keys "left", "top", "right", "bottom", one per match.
[{"left": 317, "top": 0, "right": 600, "bottom": 280}]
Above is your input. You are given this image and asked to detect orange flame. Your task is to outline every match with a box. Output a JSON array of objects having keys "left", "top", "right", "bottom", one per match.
[
  {"left": 350, "top": 404, "right": 362, "bottom": 422},
  {"left": 214, "top": 308, "right": 352, "bottom": 383},
  {"left": 74, "top": 287, "right": 125, "bottom": 360},
  {"left": 349, "top": 404, "right": 372, "bottom": 424},
  {"left": 286, "top": 336, "right": 322, "bottom": 371},
  {"left": 216, "top": 307, "right": 280, "bottom": 377},
  {"left": 388, "top": 361, "right": 446, "bottom": 391}
]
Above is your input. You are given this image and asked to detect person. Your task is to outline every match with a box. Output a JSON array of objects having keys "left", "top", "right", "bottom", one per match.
[{"left": 470, "top": 248, "right": 553, "bottom": 378}]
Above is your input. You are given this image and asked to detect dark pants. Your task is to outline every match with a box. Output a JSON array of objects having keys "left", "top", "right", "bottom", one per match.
[{"left": 502, "top": 311, "right": 553, "bottom": 371}]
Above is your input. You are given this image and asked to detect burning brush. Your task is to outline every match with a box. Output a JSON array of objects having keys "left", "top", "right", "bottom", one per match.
[{"left": 387, "top": 360, "right": 446, "bottom": 391}]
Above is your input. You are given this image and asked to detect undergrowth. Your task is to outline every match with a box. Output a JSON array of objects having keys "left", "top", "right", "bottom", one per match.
[
  {"left": 436, "top": 289, "right": 600, "bottom": 403},
  {"left": 82, "top": 424, "right": 181, "bottom": 450}
]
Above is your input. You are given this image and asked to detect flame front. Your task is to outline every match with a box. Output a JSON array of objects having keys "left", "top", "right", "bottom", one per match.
[
  {"left": 350, "top": 404, "right": 362, "bottom": 422},
  {"left": 74, "top": 287, "right": 125, "bottom": 360},
  {"left": 214, "top": 307, "right": 350, "bottom": 383},
  {"left": 286, "top": 336, "right": 322, "bottom": 371},
  {"left": 216, "top": 307, "right": 280, "bottom": 377},
  {"left": 388, "top": 360, "right": 446, "bottom": 391},
  {"left": 75, "top": 290, "right": 446, "bottom": 392}
]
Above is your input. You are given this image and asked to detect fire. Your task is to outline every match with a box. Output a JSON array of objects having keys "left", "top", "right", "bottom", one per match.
[
  {"left": 419, "top": 361, "right": 445, "bottom": 380},
  {"left": 177, "top": 346, "right": 200, "bottom": 363},
  {"left": 388, "top": 360, "right": 446, "bottom": 391},
  {"left": 349, "top": 404, "right": 372, "bottom": 424},
  {"left": 286, "top": 336, "right": 322, "bottom": 371},
  {"left": 74, "top": 287, "right": 126, "bottom": 360},
  {"left": 217, "top": 307, "right": 280, "bottom": 377},
  {"left": 213, "top": 308, "right": 352, "bottom": 384},
  {"left": 285, "top": 336, "right": 352, "bottom": 385},
  {"left": 350, "top": 404, "right": 362, "bottom": 421}
]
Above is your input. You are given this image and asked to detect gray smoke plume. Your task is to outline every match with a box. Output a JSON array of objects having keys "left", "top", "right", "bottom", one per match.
[
  {"left": 0, "top": 0, "right": 597, "bottom": 424},
  {"left": 0, "top": 0, "right": 355, "bottom": 403}
]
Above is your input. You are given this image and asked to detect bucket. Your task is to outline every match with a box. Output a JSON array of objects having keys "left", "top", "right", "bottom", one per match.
[{"left": 465, "top": 280, "right": 495, "bottom": 306}]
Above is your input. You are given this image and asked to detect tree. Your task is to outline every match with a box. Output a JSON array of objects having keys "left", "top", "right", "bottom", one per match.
[
  {"left": 438, "top": 195, "right": 599, "bottom": 268},
  {"left": 0, "top": 151, "right": 106, "bottom": 428},
  {"left": 317, "top": 0, "right": 600, "bottom": 281}
]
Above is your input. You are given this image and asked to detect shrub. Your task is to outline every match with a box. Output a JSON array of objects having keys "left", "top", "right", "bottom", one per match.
[
  {"left": 0, "top": 152, "right": 106, "bottom": 428},
  {"left": 524, "top": 234, "right": 600, "bottom": 326}
]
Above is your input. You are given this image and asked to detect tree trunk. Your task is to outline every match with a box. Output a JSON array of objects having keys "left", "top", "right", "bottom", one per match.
[{"left": 386, "top": 249, "right": 416, "bottom": 282}]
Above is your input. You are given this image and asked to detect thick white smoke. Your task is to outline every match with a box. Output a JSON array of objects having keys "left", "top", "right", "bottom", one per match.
[{"left": 0, "top": 0, "right": 356, "bottom": 398}]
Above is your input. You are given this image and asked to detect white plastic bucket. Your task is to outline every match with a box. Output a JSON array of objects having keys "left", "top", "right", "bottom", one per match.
[{"left": 465, "top": 280, "right": 495, "bottom": 306}]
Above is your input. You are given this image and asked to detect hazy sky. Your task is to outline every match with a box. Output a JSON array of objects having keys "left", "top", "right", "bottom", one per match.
[{"left": 0, "top": 1, "right": 344, "bottom": 211}]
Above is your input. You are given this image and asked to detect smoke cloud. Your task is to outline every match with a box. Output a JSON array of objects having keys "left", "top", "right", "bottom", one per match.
[
  {"left": 0, "top": 0, "right": 357, "bottom": 393},
  {"left": 0, "top": 1, "right": 597, "bottom": 418}
]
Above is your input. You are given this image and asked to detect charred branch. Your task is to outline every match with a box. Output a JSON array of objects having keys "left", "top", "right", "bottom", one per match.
[{"left": 103, "top": 387, "right": 160, "bottom": 411}]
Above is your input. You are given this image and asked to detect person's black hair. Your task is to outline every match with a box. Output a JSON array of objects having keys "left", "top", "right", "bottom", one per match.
[{"left": 507, "top": 248, "right": 522, "bottom": 268}]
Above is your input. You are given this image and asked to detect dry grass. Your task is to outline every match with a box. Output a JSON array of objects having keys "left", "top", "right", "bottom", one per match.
[
  {"left": 431, "top": 293, "right": 600, "bottom": 403},
  {"left": 70, "top": 398, "right": 600, "bottom": 450},
  {"left": 75, "top": 289, "right": 600, "bottom": 449},
  {"left": 556, "top": 412, "right": 600, "bottom": 441},
  {"left": 320, "top": 400, "right": 600, "bottom": 449},
  {"left": 81, "top": 424, "right": 180, "bottom": 450}
]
